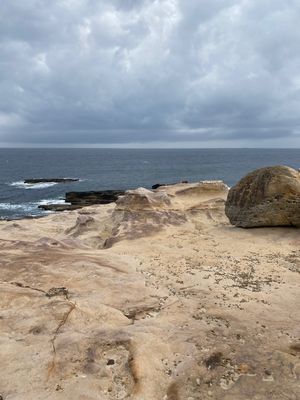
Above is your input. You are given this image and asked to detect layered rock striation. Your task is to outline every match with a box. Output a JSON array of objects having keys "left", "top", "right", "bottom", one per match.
[
  {"left": 225, "top": 165, "right": 300, "bottom": 227},
  {"left": 0, "top": 180, "right": 299, "bottom": 400}
]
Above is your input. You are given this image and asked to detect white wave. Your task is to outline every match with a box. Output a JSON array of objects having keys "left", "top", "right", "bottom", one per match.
[
  {"left": 37, "top": 198, "right": 67, "bottom": 206},
  {"left": 0, "top": 202, "right": 35, "bottom": 212},
  {"left": 10, "top": 181, "right": 58, "bottom": 189},
  {"left": 0, "top": 198, "right": 67, "bottom": 213}
]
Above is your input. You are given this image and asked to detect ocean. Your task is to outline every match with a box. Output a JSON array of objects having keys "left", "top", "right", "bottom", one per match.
[{"left": 0, "top": 148, "right": 299, "bottom": 219}]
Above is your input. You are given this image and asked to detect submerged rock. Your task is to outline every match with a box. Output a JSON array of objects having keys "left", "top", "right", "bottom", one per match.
[
  {"left": 24, "top": 178, "right": 79, "bottom": 184},
  {"left": 225, "top": 165, "right": 300, "bottom": 227}
]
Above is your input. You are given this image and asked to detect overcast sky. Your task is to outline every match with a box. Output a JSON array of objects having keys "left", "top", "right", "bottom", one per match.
[{"left": 0, "top": 0, "right": 300, "bottom": 147}]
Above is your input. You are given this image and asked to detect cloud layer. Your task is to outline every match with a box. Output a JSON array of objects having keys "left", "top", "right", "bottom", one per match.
[{"left": 1, "top": 0, "right": 300, "bottom": 146}]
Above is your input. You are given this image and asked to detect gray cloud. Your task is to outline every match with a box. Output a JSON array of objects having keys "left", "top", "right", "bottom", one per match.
[{"left": 0, "top": 0, "right": 300, "bottom": 146}]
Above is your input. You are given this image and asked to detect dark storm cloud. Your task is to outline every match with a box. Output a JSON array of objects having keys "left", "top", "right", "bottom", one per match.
[{"left": 0, "top": 0, "right": 300, "bottom": 146}]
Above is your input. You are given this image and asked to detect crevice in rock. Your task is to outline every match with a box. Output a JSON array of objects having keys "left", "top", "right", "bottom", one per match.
[
  {"left": 10, "top": 281, "right": 47, "bottom": 295},
  {"left": 10, "top": 282, "right": 70, "bottom": 300},
  {"left": 47, "top": 301, "right": 76, "bottom": 377},
  {"left": 123, "top": 304, "right": 161, "bottom": 323}
]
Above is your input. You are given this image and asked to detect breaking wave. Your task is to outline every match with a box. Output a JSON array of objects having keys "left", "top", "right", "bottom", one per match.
[
  {"left": 10, "top": 181, "right": 58, "bottom": 189},
  {"left": 0, "top": 198, "right": 66, "bottom": 217}
]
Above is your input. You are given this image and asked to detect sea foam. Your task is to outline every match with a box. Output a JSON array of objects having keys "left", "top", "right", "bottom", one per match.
[
  {"left": 10, "top": 181, "right": 59, "bottom": 189},
  {"left": 0, "top": 199, "right": 66, "bottom": 214}
]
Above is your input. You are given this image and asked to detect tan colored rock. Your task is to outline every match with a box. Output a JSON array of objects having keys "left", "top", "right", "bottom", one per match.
[
  {"left": 116, "top": 187, "right": 171, "bottom": 211},
  {"left": 175, "top": 180, "right": 229, "bottom": 198},
  {"left": 65, "top": 214, "right": 96, "bottom": 236},
  {"left": 0, "top": 180, "right": 299, "bottom": 399},
  {"left": 225, "top": 165, "right": 300, "bottom": 227},
  {"left": 107, "top": 188, "right": 184, "bottom": 247}
]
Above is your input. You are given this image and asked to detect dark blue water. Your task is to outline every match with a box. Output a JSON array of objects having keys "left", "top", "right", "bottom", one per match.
[{"left": 0, "top": 148, "right": 299, "bottom": 219}]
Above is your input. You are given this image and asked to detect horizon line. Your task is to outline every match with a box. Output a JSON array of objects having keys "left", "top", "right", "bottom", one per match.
[{"left": 1, "top": 147, "right": 300, "bottom": 150}]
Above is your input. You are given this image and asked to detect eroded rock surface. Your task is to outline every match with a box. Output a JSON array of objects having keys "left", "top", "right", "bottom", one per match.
[
  {"left": 0, "top": 181, "right": 299, "bottom": 400},
  {"left": 225, "top": 165, "right": 300, "bottom": 227},
  {"left": 116, "top": 188, "right": 171, "bottom": 211}
]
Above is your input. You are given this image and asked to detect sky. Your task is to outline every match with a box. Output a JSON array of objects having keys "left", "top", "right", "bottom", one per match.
[{"left": 0, "top": 0, "right": 300, "bottom": 148}]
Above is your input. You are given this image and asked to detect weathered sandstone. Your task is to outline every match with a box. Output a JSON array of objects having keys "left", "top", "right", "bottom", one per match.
[
  {"left": 116, "top": 188, "right": 171, "bottom": 211},
  {"left": 225, "top": 165, "right": 300, "bottom": 227},
  {"left": 0, "top": 180, "right": 299, "bottom": 400}
]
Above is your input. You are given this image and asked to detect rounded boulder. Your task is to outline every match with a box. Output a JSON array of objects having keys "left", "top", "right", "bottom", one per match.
[{"left": 225, "top": 165, "right": 300, "bottom": 227}]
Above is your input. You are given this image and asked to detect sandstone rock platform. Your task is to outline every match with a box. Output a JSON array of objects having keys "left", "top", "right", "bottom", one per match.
[{"left": 0, "top": 181, "right": 299, "bottom": 400}]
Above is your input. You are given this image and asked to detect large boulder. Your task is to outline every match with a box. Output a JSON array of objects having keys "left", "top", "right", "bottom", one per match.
[{"left": 225, "top": 165, "right": 300, "bottom": 227}]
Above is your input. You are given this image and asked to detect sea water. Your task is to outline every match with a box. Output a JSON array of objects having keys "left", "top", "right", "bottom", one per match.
[{"left": 0, "top": 148, "right": 299, "bottom": 219}]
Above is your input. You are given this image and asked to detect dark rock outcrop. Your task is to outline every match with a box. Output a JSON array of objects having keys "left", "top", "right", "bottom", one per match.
[
  {"left": 38, "top": 190, "right": 125, "bottom": 213},
  {"left": 38, "top": 204, "right": 82, "bottom": 212},
  {"left": 152, "top": 181, "right": 188, "bottom": 190},
  {"left": 66, "top": 190, "right": 125, "bottom": 206},
  {"left": 225, "top": 165, "right": 300, "bottom": 227},
  {"left": 25, "top": 178, "right": 79, "bottom": 184}
]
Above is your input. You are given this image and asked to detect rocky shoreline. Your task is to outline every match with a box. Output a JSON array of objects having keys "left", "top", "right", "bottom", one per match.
[
  {"left": 38, "top": 190, "right": 125, "bottom": 212},
  {"left": 0, "top": 170, "right": 299, "bottom": 400}
]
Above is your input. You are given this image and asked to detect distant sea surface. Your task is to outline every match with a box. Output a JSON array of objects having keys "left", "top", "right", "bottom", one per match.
[{"left": 0, "top": 148, "right": 299, "bottom": 219}]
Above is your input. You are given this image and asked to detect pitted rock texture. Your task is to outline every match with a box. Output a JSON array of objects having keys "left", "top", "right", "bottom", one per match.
[
  {"left": 225, "top": 165, "right": 300, "bottom": 227},
  {"left": 116, "top": 188, "right": 171, "bottom": 211},
  {"left": 0, "top": 181, "right": 299, "bottom": 400},
  {"left": 175, "top": 180, "right": 229, "bottom": 198}
]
